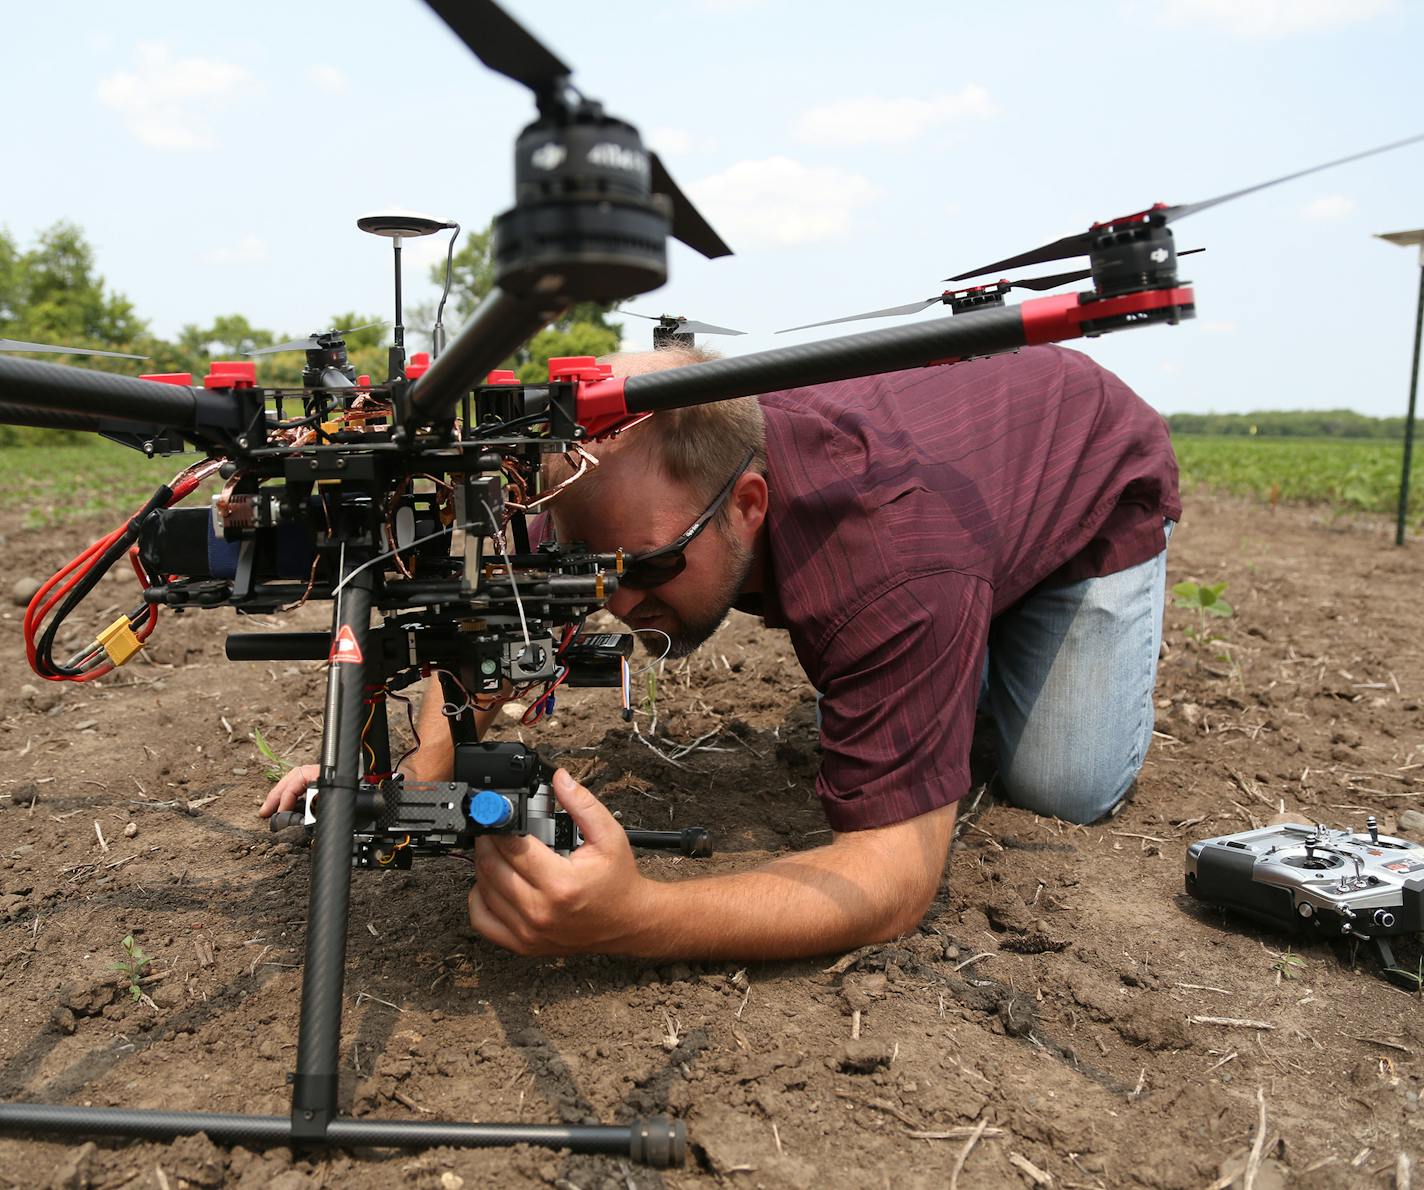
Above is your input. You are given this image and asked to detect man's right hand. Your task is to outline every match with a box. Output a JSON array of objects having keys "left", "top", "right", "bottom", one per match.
[{"left": 261, "top": 764, "right": 319, "bottom": 819}]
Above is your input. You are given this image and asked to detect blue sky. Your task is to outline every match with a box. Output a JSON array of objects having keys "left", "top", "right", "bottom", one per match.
[{"left": 5, "top": 0, "right": 1422, "bottom": 416}]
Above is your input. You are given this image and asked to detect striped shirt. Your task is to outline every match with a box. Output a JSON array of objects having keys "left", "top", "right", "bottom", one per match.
[{"left": 738, "top": 346, "right": 1181, "bottom": 831}]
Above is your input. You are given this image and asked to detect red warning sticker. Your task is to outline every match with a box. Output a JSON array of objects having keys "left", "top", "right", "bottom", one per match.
[{"left": 329, "top": 625, "right": 364, "bottom": 665}]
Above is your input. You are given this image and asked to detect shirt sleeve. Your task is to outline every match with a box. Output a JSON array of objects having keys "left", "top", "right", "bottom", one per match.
[{"left": 814, "top": 569, "right": 992, "bottom": 832}]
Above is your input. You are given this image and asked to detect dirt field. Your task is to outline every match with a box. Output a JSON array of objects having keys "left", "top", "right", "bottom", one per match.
[{"left": 0, "top": 488, "right": 1420, "bottom": 1189}]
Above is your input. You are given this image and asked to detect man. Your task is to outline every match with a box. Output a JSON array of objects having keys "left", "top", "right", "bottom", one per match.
[{"left": 264, "top": 344, "right": 1179, "bottom": 961}]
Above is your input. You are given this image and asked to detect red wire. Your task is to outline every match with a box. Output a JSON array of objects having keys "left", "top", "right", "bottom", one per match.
[
  {"left": 23, "top": 466, "right": 206, "bottom": 682},
  {"left": 24, "top": 530, "right": 124, "bottom": 675},
  {"left": 520, "top": 666, "right": 569, "bottom": 726}
]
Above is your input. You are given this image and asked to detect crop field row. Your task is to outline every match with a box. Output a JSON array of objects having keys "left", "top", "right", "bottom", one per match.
[
  {"left": 0, "top": 442, "right": 174, "bottom": 529},
  {"left": 1171, "top": 433, "right": 1417, "bottom": 522},
  {"left": 1, "top": 432, "right": 1418, "bottom": 531}
]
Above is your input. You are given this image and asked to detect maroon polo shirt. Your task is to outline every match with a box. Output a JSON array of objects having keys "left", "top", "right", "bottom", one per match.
[{"left": 738, "top": 346, "right": 1181, "bottom": 832}]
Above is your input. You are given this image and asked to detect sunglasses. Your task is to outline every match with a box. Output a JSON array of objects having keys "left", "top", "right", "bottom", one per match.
[{"left": 617, "top": 447, "right": 757, "bottom": 591}]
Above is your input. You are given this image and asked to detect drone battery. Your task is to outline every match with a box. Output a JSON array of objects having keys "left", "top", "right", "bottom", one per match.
[
  {"left": 562, "top": 632, "right": 633, "bottom": 687},
  {"left": 138, "top": 507, "right": 315, "bottom": 581},
  {"left": 137, "top": 507, "right": 213, "bottom": 577}
]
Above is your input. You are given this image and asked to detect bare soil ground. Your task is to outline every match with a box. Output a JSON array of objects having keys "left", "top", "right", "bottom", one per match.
[{"left": 0, "top": 490, "right": 1421, "bottom": 1190}]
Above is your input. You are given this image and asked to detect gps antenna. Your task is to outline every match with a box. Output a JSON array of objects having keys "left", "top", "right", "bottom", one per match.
[{"left": 357, "top": 210, "right": 458, "bottom": 377}]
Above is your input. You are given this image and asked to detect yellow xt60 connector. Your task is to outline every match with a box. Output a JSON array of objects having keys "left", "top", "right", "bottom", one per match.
[{"left": 96, "top": 616, "right": 144, "bottom": 667}]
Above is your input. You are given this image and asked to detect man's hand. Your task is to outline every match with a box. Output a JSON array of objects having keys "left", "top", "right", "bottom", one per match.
[
  {"left": 468, "top": 769, "right": 657, "bottom": 956},
  {"left": 260, "top": 764, "right": 319, "bottom": 819}
]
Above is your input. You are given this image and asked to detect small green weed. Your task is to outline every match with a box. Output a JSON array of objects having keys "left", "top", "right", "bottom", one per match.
[
  {"left": 1172, "top": 580, "right": 1233, "bottom": 626},
  {"left": 253, "top": 728, "right": 295, "bottom": 784},
  {"left": 639, "top": 664, "right": 662, "bottom": 734},
  {"left": 1173, "top": 580, "right": 1241, "bottom": 683},
  {"left": 1271, "top": 948, "right": 1306, "bottom": 981},
  {"left": 112, "top": 934, "right": 152, "bottom": 1001}
]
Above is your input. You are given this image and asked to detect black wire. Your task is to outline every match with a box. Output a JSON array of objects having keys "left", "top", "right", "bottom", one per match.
[
  {"left": 434, "top": 224, "right": 462, "bottom": 337},
  {"left": 471, "top": 412, "right": 549, "bottom": 439},
  {"left": 35, "top": 486, "right": 171, "bottom": 678},
  {"left": 272, "top": 411, "right": 327, "bottom": 431}
]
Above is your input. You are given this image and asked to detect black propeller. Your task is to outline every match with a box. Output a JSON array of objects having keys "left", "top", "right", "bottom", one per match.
[
  {"left": 423, "top": 0, "right": 730, "bottom": 260},
  {"left": 777, "top": 268, "right": 1093, "bottom": 334},
  {"left": 648, "top": 154, "right": 732, "bottom": 262},
  {"left": 623, "top": 311, "right": 746, "bottom": 337},
  {"left": 245, "top": 323, "right": 384, "bottom": 356},
  {"left": 0, "top": 339, "right": 146, "bottom": 360},
  {"left": 424, "top": 0, "right": 572, "bottom": 101},
  {"left": 948, "top": 133, "right": 1424, "bottom": 281}
]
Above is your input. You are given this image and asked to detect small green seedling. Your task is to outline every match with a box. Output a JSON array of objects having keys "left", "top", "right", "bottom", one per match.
[
  {"left": 1172, "top": 580, "right": 1233, "bottom": 625},
  {"left": 112, "top": 934, "right": 152, "bottom": 1002},
  {"left": 1173, "top": 580, "right": 1241, "bottom": 682},
  {"left": 1271, "top": 948, "right": 1306, "bottom": 981},
  {"left": 253, "top": 728, "right": 295, "bottom": 784}
]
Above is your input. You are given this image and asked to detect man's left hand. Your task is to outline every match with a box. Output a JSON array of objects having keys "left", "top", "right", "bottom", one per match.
[{"left": 468, "top": 768, "right": 657, "bottom": 956}]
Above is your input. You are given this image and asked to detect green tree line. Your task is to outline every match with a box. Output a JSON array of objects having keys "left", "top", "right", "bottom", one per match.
[
  {"left": 1167, "top": 409, "right": 1410, "bottom": 439},
  {"left": 0, "top": 220, "right": 620, "bottom": 445}
]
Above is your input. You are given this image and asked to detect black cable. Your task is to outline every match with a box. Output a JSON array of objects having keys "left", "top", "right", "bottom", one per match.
[
  {"left": 272, "top": 410, "right": 327, "bottom": 431},
  {"left": 433, "top": 224, "right": 462, "bottom": 354},
  {"left": 471, "top": 411, "right": 549, "bottom": 438},
  {"left": 35, "top": 485, "right": 172, "bottom": 678}
]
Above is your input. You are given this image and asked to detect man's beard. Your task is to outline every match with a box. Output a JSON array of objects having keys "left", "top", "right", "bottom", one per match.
[{"left": 632, "top": 530, "right": 755, "bottom": 660}]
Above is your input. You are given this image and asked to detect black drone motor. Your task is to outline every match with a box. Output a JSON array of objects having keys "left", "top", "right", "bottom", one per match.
[
  {"left": 652, "top": 318, "right": 694, "bottom": 350},
  {"left": 497, "top": 105, "right": 670, "bottom": 302},
  {"left": 1087, "top": 210, "right": 1179, "bottom": 298},
  {"left": 300, "top": 334, "right": 358, "bottom": 392}
]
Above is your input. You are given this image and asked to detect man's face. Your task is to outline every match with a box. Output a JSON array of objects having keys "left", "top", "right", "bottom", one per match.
[{"left": 552, "top": 456, "right": 759, "bottom": 658}]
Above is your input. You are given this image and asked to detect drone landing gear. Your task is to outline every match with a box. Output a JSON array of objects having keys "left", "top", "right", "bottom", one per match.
[{"left": 0, "top": 547, "right": 688, "bottom": 1167}]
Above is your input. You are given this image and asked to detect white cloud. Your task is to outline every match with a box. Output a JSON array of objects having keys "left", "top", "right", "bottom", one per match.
[
  {"left": 1300, "top": 194, "right": 1357, "bottom": 221},
  {"left": 1160, "top": 0, "right": 1397, "bottom": 38},
  {"left": 308, "top": 65, "right": 349, "bottom": 95},
  {"left": 648, "top": 127, "right": 693, "bottom": 157},
  {"left": 793, "top": 86, "right": 995, "bottom": 147},
  {"left": 98, "top": 43, "right": 252, "bottom": 150},
  {"left": 402, "top": 234, "right": 456, "bottom": 270},
  {"left": 202, "top": 235, "right": 269, "bottom": 265},
  {"left": 1197, "top": 320, "right": 1237, "bottom": 334},
  {"left": 687, "top": 157, "right": 880, "bottom": 247}
]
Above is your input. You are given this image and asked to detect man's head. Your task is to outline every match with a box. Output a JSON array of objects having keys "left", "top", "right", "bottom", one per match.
[{"left": 549, "top": 348, "right": 769, "bottom": 658}]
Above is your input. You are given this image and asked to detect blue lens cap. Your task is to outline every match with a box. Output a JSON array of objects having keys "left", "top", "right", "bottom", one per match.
[{"left": 470, "top": 789, "right": 514, "bottom": 828}]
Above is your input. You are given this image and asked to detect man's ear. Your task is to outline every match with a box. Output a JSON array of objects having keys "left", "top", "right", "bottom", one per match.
[{"left": 731, "top": 470, "right": 769, "bottom": 538}]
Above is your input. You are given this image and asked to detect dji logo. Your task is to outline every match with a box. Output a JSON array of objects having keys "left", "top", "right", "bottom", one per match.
[
  {"left": 1150, "top": 248, "right": 1170, "bottom": 264},
  {"left": 530, "top": 142, "right": 567, "bottom": 171},
  {"left": 587, "top": 143, "right": 649, "bottom": 175}
]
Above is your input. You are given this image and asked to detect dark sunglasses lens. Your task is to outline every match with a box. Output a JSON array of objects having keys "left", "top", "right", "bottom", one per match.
[{"left": 621, "top": 552, "right": 687, "bottom": 590}]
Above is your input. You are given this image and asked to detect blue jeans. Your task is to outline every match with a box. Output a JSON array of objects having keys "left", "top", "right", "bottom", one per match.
[{"left": 982, "top": 522, "right": 1173, "bottom": 823}]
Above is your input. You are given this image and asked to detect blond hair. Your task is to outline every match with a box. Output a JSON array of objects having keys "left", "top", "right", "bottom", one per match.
[{"left": 549, "top": 348, "right": 767, "bottom": 511}]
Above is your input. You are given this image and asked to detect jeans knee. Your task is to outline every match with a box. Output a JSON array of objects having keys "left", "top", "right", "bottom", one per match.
[{"left": 998, "top": 750, "right": 1142, "bottom": 825}]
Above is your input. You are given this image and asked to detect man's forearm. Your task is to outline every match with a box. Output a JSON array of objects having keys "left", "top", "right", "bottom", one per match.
[
  {"left": 398, "top": 677, "right": 502, "bottom": 782},
  {"left": 622, "top": 803, "right": 957, "bottom": 961}
]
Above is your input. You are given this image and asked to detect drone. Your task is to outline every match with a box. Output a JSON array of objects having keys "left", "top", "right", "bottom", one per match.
[{"left": 0, "top": 0, "right": 1420, "bottom": 1170}]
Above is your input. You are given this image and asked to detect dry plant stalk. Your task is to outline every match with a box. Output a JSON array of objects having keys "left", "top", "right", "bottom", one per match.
[{"left": 947, "top": 1117, "right": 989, "bottom": 1190}]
